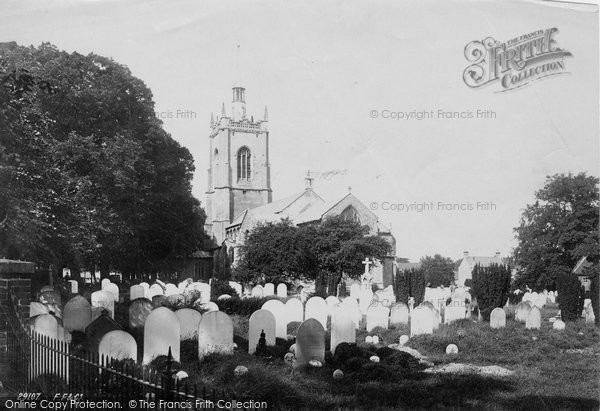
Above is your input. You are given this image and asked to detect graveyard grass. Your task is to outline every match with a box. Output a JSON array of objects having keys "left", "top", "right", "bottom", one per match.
[{"left": 155, "top": 302, "right": 599, "bottom": 410}]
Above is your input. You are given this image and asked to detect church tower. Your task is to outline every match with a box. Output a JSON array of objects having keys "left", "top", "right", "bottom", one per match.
[{"left": 205, "top": 86, "right": 272, "bottom": 244}]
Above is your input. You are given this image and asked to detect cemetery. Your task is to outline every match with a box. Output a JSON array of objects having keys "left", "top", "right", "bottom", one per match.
[{"left": 11, "top": 271, "right": 598, "bottom": 409}]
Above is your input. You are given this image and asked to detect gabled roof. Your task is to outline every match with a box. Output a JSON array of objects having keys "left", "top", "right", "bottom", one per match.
[
  {"left": 573, "top": 256, "right": 592, "bottom": 275},
  {"left": 458, "top": 256, "right": 504, "bottom": 268}
]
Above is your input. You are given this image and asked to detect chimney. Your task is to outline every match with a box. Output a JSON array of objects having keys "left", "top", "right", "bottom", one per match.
[
  {"left": 495, "top": 251, "right": 501, "bottom": 258},
  {"left": 463, "top": 251, "right": 469, "bottom": 257}
]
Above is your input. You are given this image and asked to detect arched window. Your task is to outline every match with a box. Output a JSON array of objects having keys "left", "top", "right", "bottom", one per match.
[
  {"left": 341, "top": 205, "right": 361, "bottom": 224},
  {"left": 237, "top": 147, "right": 251, "bottom": 180}
]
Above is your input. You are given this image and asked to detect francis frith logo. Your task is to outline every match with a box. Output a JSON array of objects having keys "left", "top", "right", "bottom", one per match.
[{"left": 463, "top": 28, "right": 572, "bottom": 91}]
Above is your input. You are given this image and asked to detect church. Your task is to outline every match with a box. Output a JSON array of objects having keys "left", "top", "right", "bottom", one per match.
[{"left": 201, "top": 86, "right": 397, "bottom": 288}]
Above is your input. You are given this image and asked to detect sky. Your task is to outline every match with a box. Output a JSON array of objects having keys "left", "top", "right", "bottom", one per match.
[{"left": 1, "top": 0, "right": 598, "bottom": 261}]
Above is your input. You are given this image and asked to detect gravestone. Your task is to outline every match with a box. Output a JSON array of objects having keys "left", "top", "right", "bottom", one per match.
[
  {"left": 91, "top": 290, "right": 114, "bottom": 319},
  {"left": 305, "top": 297, "right": 328, "bottom": 329},
  {"left": 99, "top": 330, "right": 137, "bottom": 361},
  {"left": 261, "top": 299, "right": 288, "bottom": 338},
  {"left": 349, "top": 284, "right": 360, "bottom": 299},
  {"left": 410, "top": 306, "right": 433, "bottom": 337},
  {"left": 248, "top": 310, "right": 276, "bottom": 354},
  {"left": 217, "top": 294, "right": 231, "bottom": 301},
  {"left": 331, "top": 305, "right": 356, "bottom": 354},
  {"left": 40, "top": 285, "right": 54, "bottom": 293},
  {"left": 130, "top": 285, "right": 145, "bottom": 301},
  {"left": 444, "top": 299, "right": 466, "bottom": 323},
  {"left": 143, "top": 307, "right": 180, "bottom": 364},
  {"left": 342, "top": 297, "right": 362, "bottom": 328},
  {"left": 515, "top": 301, "right": 532, "bottom": 323},
  {"left": 164, "top": 283, "right": 179, "bottom": 297},
  {"left": 263, "top": 283, "right": 275, "bottom": 296},
  {"left": 39, "top": 290, "right": 61, "bottom": 306},
  {"left": 490, "top": 307, "right": 506, "bottom": 329},
  {"left": 533, "top": 293, "right": 547, "bottom": 309},
  {"left": 198, "top": 301, "right": 219, "bottom": 312},
  {"left": 285, "top": 298, "right": 304, "bottom": 323},
  {"left": 34, "top": 314, "right": 58, "bottom": 338},
  {"left": 366, "top": 304, "right": 389, "bottom": 332},
  {"left": 295, "top": 318, "right": 325, "bottom": 368},
  {"left": 103, "top": 282, "right": 119, "bottom": 302},
  {"left": 69, "top": 280, "right": 78, "bottom": 294},
  {"left": 389, "top": 303, "right": 409, "bottom": 327},
  {"left": 129, "top": 298, "right": 154, "bottom": 329},
  {"left": 139, "top": 282, "right": 150, "bottom": 298},
  {"left": 552, "top": 319, "right": 566, "bottom": 330},
  {"left": 86, "top": 311, "right": 122, "bottom": 352},
  {"left": 432, "top": 307, "right": 441, "bottom": 330},
  {"left": 358, "top": 288, "right": 374, "bottom": 315},
  {"left": 276, "top": 283, "right": 288, "bottom": 298},
  {"left": 197, "top": 311, "right": 234, "bottom": 359},
  {"left": 525, "top": 306, "right": 542, "bottom": 330},
  {"left": 63, "top": 295, "right": 92, "bottom": 332},
  {"left": 148, "top": 284, "right": 164, "bottom": 300},
  {"left": 30, "top": 302, "right": 50, "bottom": 317},
  {"left": 228, "top": 281, "right": 243, "bottom": 297},
  {"left": 101, "top": 278, "right": 111, "bottom": 289},
  {"left": 251, "top": 285, "right": 264, "bottom": 298},
  {"left": 325, "top": 296, "right": 340, "bottom": 316},
  {"left": 175, "top": 308, "right": 202, "bottom": 340},
  {"left": 585, "top": 305, "right": 595, "bottom": 323}
]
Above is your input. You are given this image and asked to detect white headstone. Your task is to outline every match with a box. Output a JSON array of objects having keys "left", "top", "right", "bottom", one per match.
[
  {"left": 130, "top": 285, "right": 145, "bottom": 301},
  {"left": 410, "top": 306, "right": 434, "bottom": 337},
  {"left": 101, "top": 278, "right": 111, "bottom": 289},
  {"left": 34, "top": 314, "right": 58, "bottom": 338},
  {"left": 331, "top": 304, "right": 356, "bottom": 354},
  {"left": 103, "top": 282, "right": 120, "bottom": 302},
  {"left": 99, "top": 330, "right": 137, "bottom": 361},
  {"left": 197, "top": 311, "right": 234, "bottom": 359},
  {"left": 525, "top": 306, "right": 542, "bottom": 330},
  {"left": 63, "top": 296, "right": 92, "bottom": 333},
  {"left": 515, "top": 301, "right": 532, "bottom": 323},
  {"left": 325, "top": 296, "right": 340, "bottom": 315},
  {"left": 294, "top": 318, "right": 325, "bottom": 368},
  {"left": 490, "top": 307, "right": 506, "bottom": 329},
  {"left": 248, "top": 310, "right": 276, "bottom": 354},
  {"left": 143, "top": 307, "right": 180, "bottom": 364},
  {"left": 350, "top": 284, "right": 360, "bottom": 299},
  {"left": 263, "top": 283, "right": 275, "bottom": 296},
  {"left": 91, "top": 290, "right": 114, "bottom": 319},
  {"left": 164, "top": 284, "right": 179, "bottom": 297},
  {"left": 30, "top": 302, "right": 50, "bottom": 317},
  {"left": 276, "top": 283, "right": 288, "bottom": 298},
  {"left": 175, "top": 308, "right": 202, "bottom": 340},
  {"left": 251, "top": 285, "right": 264, "bottom": 298},
  {"left": 198, "top": 301, "right": 219, "bottom": 312},
  {"left": 148, "top": 284, "right": 164, "bottom": 300},
  {"left": 261, "top": 299, "right": 288, "bottom": 338},
  {"left": 305, "top": 297, "right": 328, "bottom": 329},
  {"left": 552, "top": 319, "right": 566, "bottom": 330},
  {"left": 129, "top": 298, "right": 154, "bottom": 329},
  {"left": 69, "top": 280, "right": 78, "bottom": 294},
  {"left": 533, "top": 293, "right": 547, "bottom": 309},
  {"left": 228, "top": 281, "right": 243, "bottom": 297},
  {"left": 390, "top": 303, "right": 409, "bottom": 327},
  {"left": 341, "top": 297, "right": 362, "bottom": 329},
  {"left": 358, "top": 288, "right": 374, "bottom": 315},
  {"left": 366, "top": 304, "right": 389, "bottom": 332},
  {"left": 585, "top": 305, "right": 595, "bottom": 323},
  {"left": 285, "top": 298, "right": 304, "bottom": 323},
  {"left": 444, "top": 298, "right": 466, "bottom": 323}
]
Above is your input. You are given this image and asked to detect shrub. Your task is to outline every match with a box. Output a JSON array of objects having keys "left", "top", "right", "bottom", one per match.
[
  {"left": 556, "top": 273, "right": 585, "bottom": 321},
  {"left": 589, "top": 266, "right": 599, "bottom": 326},
  {"left": 216, "top": 296, "right": 276, "bottom": 316},
  {"left": 464, "top": 279, "right": 473, "bottom": 288},
  {"left": 471, "top": 263, "right": 511, "bottom": 320},
  {"left": 210, "top": 278, "right": 238, "bottom": 299},
  {"left": 394, "top": 268, "right": 426, "bottom": 305}
]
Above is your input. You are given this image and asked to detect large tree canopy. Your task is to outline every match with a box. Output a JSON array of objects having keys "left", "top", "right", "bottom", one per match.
[
  {"left": 420, "top": 254, "right": 455, "bottom": 287},
  {"left": 0, "top": 42, "right": 208, "bottom": 279},
  {"left": 513, "top": 172, "right": 599, "bottom": 290}
]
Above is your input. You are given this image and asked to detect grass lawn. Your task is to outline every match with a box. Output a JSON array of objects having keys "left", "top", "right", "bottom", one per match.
[{"left": 154, "top": 303, "right": 599, "bottom": 410}]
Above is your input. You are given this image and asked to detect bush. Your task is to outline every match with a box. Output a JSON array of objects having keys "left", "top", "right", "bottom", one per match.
[
  {"left": 210, "top": 278, "right": 239, "bottom": 299},
  {"left": 471, "top": 263, "right": 511, "bottom": 320},
  {"left": 556, "top": 273, "right": 585, "bottom": 321},
  {"left": 394, "top": 268, "right": 426, "bottom": 305},
  {"left": 216, "top": 296, "right": 277, "bottom": 316},
  {"left": 590, "top": 266, "right": 599, "bottom": 326}
]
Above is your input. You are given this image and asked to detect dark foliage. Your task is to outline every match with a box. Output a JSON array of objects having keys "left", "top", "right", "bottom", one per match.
[
  {"left": 215, "top": 296, "right": 277, "bottom": 316},
  {"left": 556, "top": 273, "right": 585, "bottom": 321},
  {"left": 394, "top": 268, "right": 426, "bottom": 305},
  {"left": 471, "top": 263, "right": 511, "bottom": 320},
  {"left": 210, "top": 278, "right": 238, "bottom": 300}
]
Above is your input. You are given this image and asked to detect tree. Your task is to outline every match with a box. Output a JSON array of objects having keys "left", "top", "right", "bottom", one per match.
[
  {"left": 212, "top": 244, "right": 232, "bottom": 281},
  {"left": 514, "top": 173, "right": 599, "bottom": 290},
  {"left": 471, "top": 263, "right": 511, "bottom": 320},
  {"left": 394, "top": 268, "right": 426, "bottom": 305},
  {"left": 0, "top": 42, "right": 208, "bottom": 279},
  {"left": 556, "top": 272, "right": 585, "bottom": 322},
  {"left": 420, "top": 254, "right": 455, "bottom": 287}
]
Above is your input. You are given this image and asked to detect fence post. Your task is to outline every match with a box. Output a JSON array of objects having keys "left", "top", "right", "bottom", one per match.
[{"left": 161, "top": 346, "right": 176, "bottom": 402}]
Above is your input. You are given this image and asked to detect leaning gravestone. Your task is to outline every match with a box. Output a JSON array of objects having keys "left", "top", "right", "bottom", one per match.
[
  {"left": 276, "top": 283, "right": 288, "bottom": 298},
  {"left": 263, "top": 283, "right": 275, "bottom": 296},
  {"left": 129, "top": 298, "right": 154, "bottom": 329},
  {"left": 366, "top": 304, "right": 389, "bottom": 332},
  {"left": 143, "top": 307, "right": 180, "bottom": 364},
  {"left": 85, "top": 311, "right": 122, "bottom": 352},
  {"left": 175, "top": 308, "right": 202, "bottom": 340},
  {"left": 305, "top": 297, "right": 328, "bottom": 329},
  {"left": 390, "top": 303, "right": 409, "bottom": 327},
  {"left": 515, "top": 301, "right": 532, "bottom": 323},
  {"left": 295, "top": 318, "right": 325, "bottom": 368},
  {"left": 130, "top": 285, "right": 146, "bottom": 301},
  {"left": 526, "top": 306, "right": 542, "bottom": 330},
  {"left": 261, "top": 300, "right": 288, "bottom": 339},
  {"left": 103, "top": 282, "right": 120, "bottom": 302},
  {"left": 248, "top": 310, "right": 276, "bottom": 354},
  {"left": 410, "top": 306, "right": 434, "bottom": 337},
  {"left": 331, "top": 305, "right": 356, "bottom": 354},
  {"left": 63, "top": 296, "right": 92, "bottom": 332},
  {"left": 251, "top": 285, "right": 264, "bottom": 298},
  {"left": 490, "top": 307, "right": 506, "bottom": 329},
  {"left": 99, "top": 330, "right": 137, "bottom": 362},
  {"left": 91, "top": 290, "right": 114, "bottom": 319},
  {"left": 197, "top": 311, "right": 234, "bottom": 359},
  {"left": 285, "top": 298, "right": 304, "bottom": 323}
]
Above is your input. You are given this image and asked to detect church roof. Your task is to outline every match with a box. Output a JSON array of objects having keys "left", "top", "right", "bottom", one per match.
[{"left": 458, "top": 256, "right": 505, "bottom": 268}]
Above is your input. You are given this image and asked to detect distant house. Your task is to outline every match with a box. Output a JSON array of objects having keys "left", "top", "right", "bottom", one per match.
[
  {"left": 455, "top": 251, "right": 508, "bottom": 286},
  {"left": 572, "top": 256, "right": 593, "bottom": 291},
  {"left": 396, "top": 261, "right": 422, "bottom": 272}
]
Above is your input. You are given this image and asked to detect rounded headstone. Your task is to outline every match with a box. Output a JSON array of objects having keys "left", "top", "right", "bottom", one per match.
[
  {"left": 234, "top": 365, "right": 248, "bottom": 376},
  {"left": 369, "top": 355, "right": 380, "bottom": 363},
  {"left": 333, "top": 369, "right": 344, "bottom": 380},
  {"left": 446, "top": 344, "right": 459, "bottom": 355},
  {"left": 399, "top": 335, "right": 409, "bottom": 346},
  {"left": 552, "top": 319, "right": 566, "bottom": 331}
]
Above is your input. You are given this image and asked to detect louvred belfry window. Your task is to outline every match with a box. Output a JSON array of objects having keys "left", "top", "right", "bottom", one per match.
[{"left": 237, "top": 147, "right": 251, "bottom": 180}]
